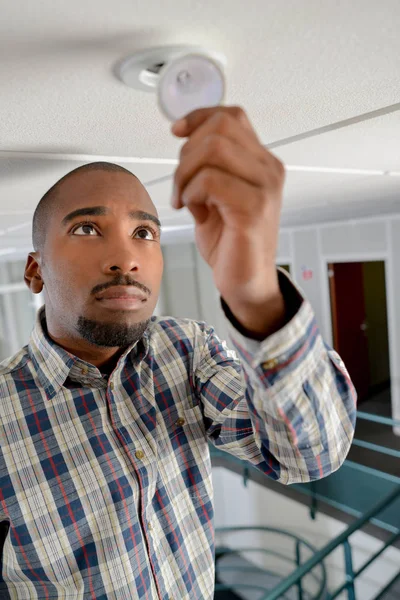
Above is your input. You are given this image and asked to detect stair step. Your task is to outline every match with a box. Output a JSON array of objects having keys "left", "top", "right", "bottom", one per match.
[{"left": 215, "top": 552, "right": 300, "bottom": 600}]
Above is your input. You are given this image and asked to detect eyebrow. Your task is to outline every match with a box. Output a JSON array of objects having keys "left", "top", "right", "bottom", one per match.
[{"left": 61, "top": 206, "right": 162, "bottom": 230}]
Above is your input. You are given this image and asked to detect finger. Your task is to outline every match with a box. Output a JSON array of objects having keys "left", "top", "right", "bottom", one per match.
[
  {"left": 179, "top": 110, "right": 265, "bottom": 164},
  {"left": 179, "top": 167, "right": 263, "bottom": 225},
  {"left": 173, "top": 135, "right": 270, "bottom": 209},
  {"left": 172, "top": 105, "right": 257, "bottom": 139}
]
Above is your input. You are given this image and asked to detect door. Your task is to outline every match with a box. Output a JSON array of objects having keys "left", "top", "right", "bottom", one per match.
[{"left": 328, "top": 262, "right": 370, "bottom": 403}]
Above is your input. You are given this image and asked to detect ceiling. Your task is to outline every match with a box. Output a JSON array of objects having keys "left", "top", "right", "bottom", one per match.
[{"left": 1, "top": 0, "right": 400, "bottom": 260}]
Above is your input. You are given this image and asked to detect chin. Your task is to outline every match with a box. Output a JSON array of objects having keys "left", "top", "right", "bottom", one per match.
[{"left": 77, "top": 313, "right": 152, "bottom": 348}]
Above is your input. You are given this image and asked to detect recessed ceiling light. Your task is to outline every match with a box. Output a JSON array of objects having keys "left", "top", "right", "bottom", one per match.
[{"left": 117, "top": 45, "right": 226, "bottom": 121}]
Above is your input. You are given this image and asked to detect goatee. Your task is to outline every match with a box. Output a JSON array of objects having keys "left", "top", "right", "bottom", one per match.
[{"left": 76, "top": 316, "right": 151, "bottom": 348}]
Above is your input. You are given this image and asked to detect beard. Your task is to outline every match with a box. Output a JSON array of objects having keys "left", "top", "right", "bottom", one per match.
[{"left": 76, "top": 316, "right": 151, "bottom": 348}]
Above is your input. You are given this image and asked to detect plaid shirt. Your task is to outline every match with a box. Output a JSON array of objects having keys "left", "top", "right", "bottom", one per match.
[{"left": 0, "top": 275, "right": 356, "bottom": 599}]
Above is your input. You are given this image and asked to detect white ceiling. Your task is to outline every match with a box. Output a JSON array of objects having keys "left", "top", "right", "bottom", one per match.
[{"left": 1, "top": 0, "right": 400, "bottom": 259}]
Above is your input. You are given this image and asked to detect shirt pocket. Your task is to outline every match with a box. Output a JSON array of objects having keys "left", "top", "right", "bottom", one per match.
[{"left": 156, "top": 404, "right": 212, "bottom": 507}]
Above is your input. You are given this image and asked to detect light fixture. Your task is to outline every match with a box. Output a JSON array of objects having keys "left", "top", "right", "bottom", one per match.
[
  {"left": 285, "top": 166, "right": 400, "bottom": 176},
  {"left": 286, "top": 166, "right": 385, "bottom": 176},
  {"left": 117, "top": 45, "right": 226, "bottom": 121}
]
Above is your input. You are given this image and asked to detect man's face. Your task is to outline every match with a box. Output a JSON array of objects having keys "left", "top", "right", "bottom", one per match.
[{"left": 33, "top": 169, "right": 163, "bottom": 348}]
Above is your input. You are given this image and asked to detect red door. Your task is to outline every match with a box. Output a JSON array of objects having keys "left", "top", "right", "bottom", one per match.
[{"left": 328, "top": 262, "right": 370, "bottom": 403}]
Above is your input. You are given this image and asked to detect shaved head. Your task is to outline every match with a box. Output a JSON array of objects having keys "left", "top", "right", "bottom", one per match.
[{"left": 32, "top": 162, "right": 139, "bottom": 252}]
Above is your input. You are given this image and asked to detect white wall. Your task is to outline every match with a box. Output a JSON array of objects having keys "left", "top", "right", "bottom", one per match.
[
  {"left": 160, "top": 241, "right": 231, "bottom": 342},
  {"left": 161, "top": 243, "right": 202, "bottom": 321},
  {"left": 0, "top": 261, "right": 37, "bottom": 359}
]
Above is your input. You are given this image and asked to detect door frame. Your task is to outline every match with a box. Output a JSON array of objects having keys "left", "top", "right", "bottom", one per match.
[
  {"left": 276, "top": 259, "right": 293, "bottom": 274},
  {"left": 320, "top": 253, "right": 395, "bottom": 419}
]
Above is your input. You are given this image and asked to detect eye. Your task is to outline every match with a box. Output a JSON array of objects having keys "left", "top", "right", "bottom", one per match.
[
  {"left": 134, "top": 226, "right": 158, "bottom": 241},
  {"left": 71, "top": 222, "right": 99, "bottom": 236}
]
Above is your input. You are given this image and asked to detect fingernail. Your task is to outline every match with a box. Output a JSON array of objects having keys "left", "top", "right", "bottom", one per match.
[{"left": 171, "top": 118, "right": 187, "bottom": 136}]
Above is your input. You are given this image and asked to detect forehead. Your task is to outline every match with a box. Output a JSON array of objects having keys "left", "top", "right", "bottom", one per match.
[{"left": 55, "top": 169, "right": 156, "bottom": 216}]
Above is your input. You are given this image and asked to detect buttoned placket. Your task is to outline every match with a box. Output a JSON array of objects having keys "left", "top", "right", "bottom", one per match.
[{"left": 105, "top": 374, "right": 167, "bottom": 600}]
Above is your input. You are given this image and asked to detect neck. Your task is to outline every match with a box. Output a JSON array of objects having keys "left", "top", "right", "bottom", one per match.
[
  {"left": 47, "top": 330, "right": 127, "bottom": 369},
  {"left": 42, "top": 312, "right": 127, "bottom": 369}
]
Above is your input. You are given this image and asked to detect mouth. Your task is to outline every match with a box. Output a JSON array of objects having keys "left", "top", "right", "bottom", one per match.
[{"left": 95, "top": 286, "right": 148, "bottom": 311}]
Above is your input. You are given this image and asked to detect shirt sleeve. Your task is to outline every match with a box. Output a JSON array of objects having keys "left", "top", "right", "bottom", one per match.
[{"left": 194, "top": 270, "right": 357, "bottom": 485}]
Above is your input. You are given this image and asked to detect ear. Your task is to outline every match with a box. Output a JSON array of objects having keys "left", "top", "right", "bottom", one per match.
[{"left": 24, "top": 252, "right": 44, "bottom": 294}]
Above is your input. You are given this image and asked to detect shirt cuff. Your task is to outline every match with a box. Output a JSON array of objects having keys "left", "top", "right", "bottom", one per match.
[{"left": 221, "top": 268, "right": 318, "bottom": 376}]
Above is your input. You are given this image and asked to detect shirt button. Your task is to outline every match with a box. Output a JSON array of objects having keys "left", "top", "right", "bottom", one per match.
[
  {"left": 109, "top": 381, "right": 114, "bottom": 390},
  {"left": 262, "top": 358, "right": 279, "bottom": 370},
  {"left": 148, "top": 521, "right": 153, "bottom": 531},
  {"left": 81, "top": 367, "right": 89, "bottom": 375},
  {"left": 176, "top": 417, "right": 185, "bottom": 427},
  {"left": 135, "top": 450, "right": 144, "bottom": 460}
]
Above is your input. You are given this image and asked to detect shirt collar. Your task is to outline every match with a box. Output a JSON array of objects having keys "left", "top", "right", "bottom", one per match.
[{"left": 28, "top": 306, "right": 152, "bottom": 400}]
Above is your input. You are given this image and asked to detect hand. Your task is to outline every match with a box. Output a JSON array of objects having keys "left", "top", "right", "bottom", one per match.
[{"left": 171, "top": 106, "right": 286, "bottom": 337}]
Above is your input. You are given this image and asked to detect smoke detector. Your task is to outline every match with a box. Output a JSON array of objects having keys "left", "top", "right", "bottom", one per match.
[{"left": 117, "top": 45, "right": 227, "bottom": 121}]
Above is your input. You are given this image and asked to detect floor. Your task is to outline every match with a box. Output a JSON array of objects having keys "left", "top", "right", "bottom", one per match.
[{"left": 214, "top": 551, "right": 302, "bottom": 600}]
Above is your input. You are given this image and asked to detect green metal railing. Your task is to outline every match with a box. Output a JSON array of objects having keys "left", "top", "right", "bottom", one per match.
[
  {"left": 214, "top": 526, "right": 327, "bottom": 599},
  {"left": 265, "top": 484, "right": 400, "bottom": 600},
  {"left": 351, "top": 411, "right": 400, "bottom": 461},
  {"left": 212, "top": 410, "right": 400, "bottom": 599}
]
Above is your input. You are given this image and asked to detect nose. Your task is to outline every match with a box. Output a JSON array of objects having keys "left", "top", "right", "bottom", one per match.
[{"left": 101, "top": 240, "right": 140, "bottom": 276}]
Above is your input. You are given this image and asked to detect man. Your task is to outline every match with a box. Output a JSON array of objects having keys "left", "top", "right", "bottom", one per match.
[{"left": 0, "top": 107, "right": 356, "bottom": 599}]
